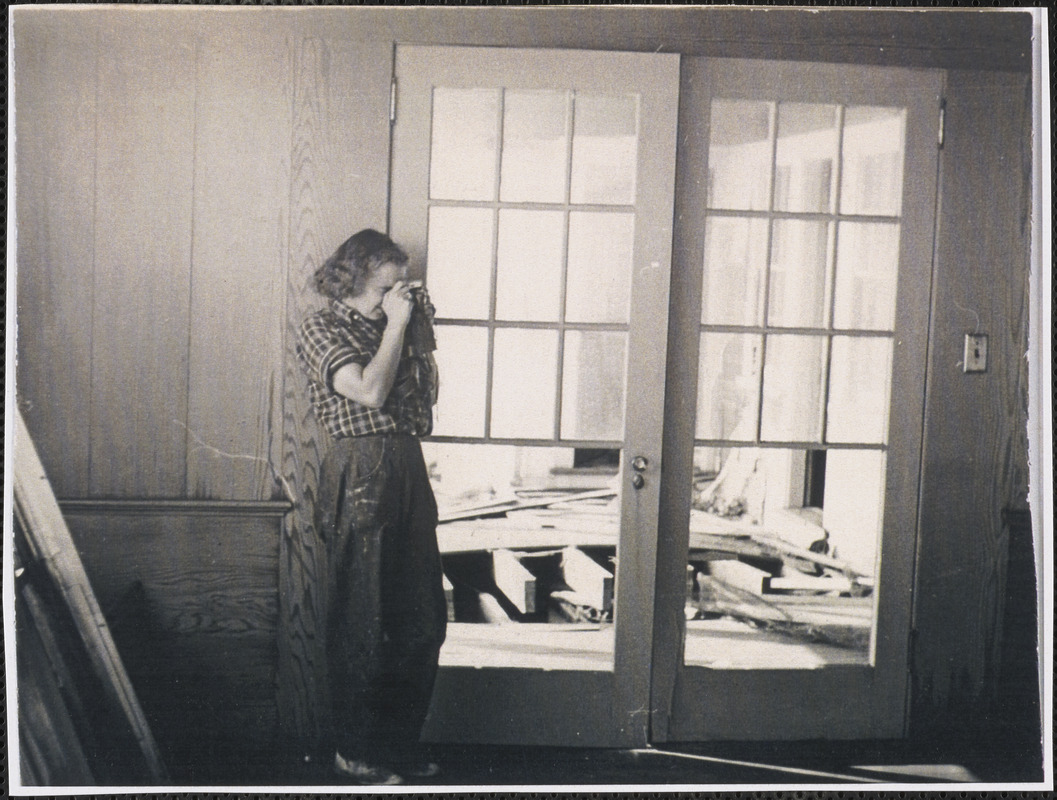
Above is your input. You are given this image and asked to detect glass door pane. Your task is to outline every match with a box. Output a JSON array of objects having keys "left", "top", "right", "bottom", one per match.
[
  {"left": 426, "top": 207, "right": 493, "bottom": 320},
  {"left": 561, "top": 330, "right": 627, "bottom": 440},
  {"left": 695, "top": 333, "right": 761, "bottom": 441},
  {"left": 495, "top": 209, "right": 564, "bottom": 322},
  {"left": 500, "top": 90, "right": 570, "bottom": 203},
  {"left": 565, "top": 212, "right": 635, "bottom": 324},
  {"left": 701, "top": 218, "right": 768, "bottom": 326},
  {"left": 833, "top": 221, "right": 901, "bottom": 331},
  {"left": 570, "top": 93, "right": 640, "bottom": 205},
  {"left": 767, "top": 220, "right": 833, "bottom": 328},
  {"left": 686, "top": 445, "right": 880, "bottom": 670},
  {"left": 490, "top": 329, "right": 559, "bottom": 439},
  {"left": 774, "top": 103, "right": 840, "bottom": 214},
  {"left": 706, "top": 99, "right": 774, "bottom": 211},
  {"left": 429, "top": 88, "right": 499, "bottom": 201},
  {"left": 432, "top": 325, "right": 489, "bottom": 437}
]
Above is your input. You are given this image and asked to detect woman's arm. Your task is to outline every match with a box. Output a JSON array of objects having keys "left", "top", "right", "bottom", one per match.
[{"left": 331, "top": 283, "right": 413, "bottom": 408}]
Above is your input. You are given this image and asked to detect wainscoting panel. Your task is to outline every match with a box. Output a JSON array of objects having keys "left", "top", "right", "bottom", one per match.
[{"left": 62, "top": 502, "right": 286, "bottom": 780}]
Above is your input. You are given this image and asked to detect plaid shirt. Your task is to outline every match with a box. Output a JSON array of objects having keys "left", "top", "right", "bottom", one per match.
[{"left": 297, "top": 293, "right": 437, "bottom": 439}]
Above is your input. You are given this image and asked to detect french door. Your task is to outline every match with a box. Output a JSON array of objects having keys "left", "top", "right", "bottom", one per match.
[
  {"left": 390, "top": 47, "right": 940, "bottom": 745},
  {"left": 654, "top": 59, "right": 941, "bottom": 741},
  {"left": 390, "top": 45, "right": 680, "bottom": 747}
]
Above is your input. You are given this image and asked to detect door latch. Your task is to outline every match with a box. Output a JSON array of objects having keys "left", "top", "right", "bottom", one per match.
[{"left": 631, "top": 456, "right": 648, "bottom": 489}]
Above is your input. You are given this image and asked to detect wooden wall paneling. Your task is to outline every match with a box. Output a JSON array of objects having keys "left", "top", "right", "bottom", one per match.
[
  {"left": 13, "top": 17, "right": 98, "bottom": 496},
  {"left": 910, "top": 70, "right": 1032, "bottom": 739},
  {"left": 89, "top": 19, "right": 197, "bottom": 497},
  {"left": 185, "top": 25, "right": 292, "bottom": 501},
  {"left": 277, "top": 36, "right": 393, "bottom": 749},
  {"left": 993, "top": 508, "right": 1043, "bottom": 777},
  {"left": 262, "top": 7, "right": 1034, "bottom": 73},
  {"left": 65, "top": 508, "right": 282, "bottom": 770},
  {"left": 10, "top": 7, "right": 1035, "bottom": 74}
]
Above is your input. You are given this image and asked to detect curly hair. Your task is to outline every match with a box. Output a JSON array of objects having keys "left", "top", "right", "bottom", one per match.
[{"left": 313, "top": 229, "right": 409, "bottom": 300}]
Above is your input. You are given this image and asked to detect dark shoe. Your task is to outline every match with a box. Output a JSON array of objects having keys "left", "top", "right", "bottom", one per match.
[{"left": 333, "top": 752, "right": 404, "bottom": 785}]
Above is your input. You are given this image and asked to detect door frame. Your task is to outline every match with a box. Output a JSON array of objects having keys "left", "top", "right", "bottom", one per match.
[{"left": 651, "top": 57, "right": 943, "bottom": 742}]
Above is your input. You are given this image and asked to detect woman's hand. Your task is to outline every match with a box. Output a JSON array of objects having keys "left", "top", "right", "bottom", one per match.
[{"left": 381, "top": 281, "right": 414, "bottom": 328}]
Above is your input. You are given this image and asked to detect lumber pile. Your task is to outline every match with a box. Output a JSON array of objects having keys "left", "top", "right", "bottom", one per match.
[
  {"left": 438, "top": 489, "right": 619, "bottom": 623},
  {"left": 434, "top": 482, "right": 872, "bottom": 650},
  {"left": 689, "top": 552, "right": 872, "bottom": 651},
  {"left": 438, "top": 487, "right": 618, "bottom": 524},
  {"left": 691, "top": 573, "right": 872, "bottom": 650}
]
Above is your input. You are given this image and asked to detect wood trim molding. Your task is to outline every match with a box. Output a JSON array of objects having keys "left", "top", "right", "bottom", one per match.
[{"left": 57, "top": 499, "right": 294, "bottom": 517}]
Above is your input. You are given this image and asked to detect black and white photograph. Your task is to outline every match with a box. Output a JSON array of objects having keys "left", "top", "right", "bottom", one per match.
[{"left": 4, "top": 3, "right": 1052, "bottom": 792}]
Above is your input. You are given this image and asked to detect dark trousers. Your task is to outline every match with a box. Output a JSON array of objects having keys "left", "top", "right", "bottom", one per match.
[{"left": 316, "top": 434, "right": 447, "bottom": 762}]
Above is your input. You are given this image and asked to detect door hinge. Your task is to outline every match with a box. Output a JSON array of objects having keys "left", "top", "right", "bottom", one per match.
[
  {"left": 938, "top": 99, "right": 946, "bottom": 149},
  {"left": 390, "top": 78, "right": 397, "bottom": 125}
]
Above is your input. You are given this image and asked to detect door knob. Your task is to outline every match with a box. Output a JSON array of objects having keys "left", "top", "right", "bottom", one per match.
[
  {"left": 631, "top": 473, "right": 645, "bottom": 490},
  {"left": 631, "top": 456, "right": 649, "bottom": 472}
]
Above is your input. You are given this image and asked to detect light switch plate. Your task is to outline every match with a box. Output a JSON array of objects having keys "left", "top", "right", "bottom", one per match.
[{"left": 964, "top": 333, "right": 988, "bottom": 373}]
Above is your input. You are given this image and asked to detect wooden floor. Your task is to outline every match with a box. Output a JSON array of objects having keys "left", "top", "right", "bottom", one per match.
[
  {"left": 438, "top": 616, "right": 869, "bottom": 671},
  {"left": 439, "top": 622, "right": 615, "bottom": 670},
  {"left": 683, "top": 618, "right": 868, "bottom": 669},
  {"left": 165, "top": 738, "right": 1043, "bottom": 788}
]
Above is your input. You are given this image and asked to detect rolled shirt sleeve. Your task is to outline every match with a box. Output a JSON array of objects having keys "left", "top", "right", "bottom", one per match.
[{"left": 298, "top": 311, "right": 372, "bottom": 391}]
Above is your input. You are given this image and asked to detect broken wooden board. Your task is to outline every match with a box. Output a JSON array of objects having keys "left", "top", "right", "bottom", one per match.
[
  {"left": 765, "top": 573, "right": 854, "bottom": 594},
  {"left": 754, "top": 532, "right": 869, "bottom": 579},
  {"left": 550, "top": 589, "right": 610, "bottom": 623},
  {"left": 504, "top": 507, "right": 620, "bottom": 533},
  {"left": 478, "top": 592, "right": 515, "bottom": 624},
  {"left": 443, "top": 574, "right": 456, "bottom": 622},
  {"left": 438, "top": 488, "right": 618, "bottom": 524},
  {"left": 708, "top": 559, "right": 773, "bottom": 595},
  {"left": 695, "top": 574, "right": 872, "bottom": 650},
  {"left": 561, "top": 547, "right": 614, "bottom": 613},
  {"left": 688, "top": 532, "right": 774, "bottom": 563},
  {"left": 436, "top": 495, "right": 522, "bottom": 523},
  {"left": 492, "top": 549, "right": 537, "bottom": 615},
  {"left": 698, "top": 607, "right": 871, "bottom": 651},
  {"left": 437, "top": 522, "right": 617, "bottom": 555}
]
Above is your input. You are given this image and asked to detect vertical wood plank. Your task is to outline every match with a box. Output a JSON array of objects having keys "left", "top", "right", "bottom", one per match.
[
  {"left": 12, "top": 15, "right": 97, "bottom": 497},
  {"left": 185, "top": 25, "right": 292, "bottom": 500},
  {"left": 277, "top": 36, "right": 392, "bottom": 748},
  {"left": 911, "top": 70, "right": 1032, "bottom": 737},
  {"left": 89, "top": 19, "right": 197, "bottom": 497}
]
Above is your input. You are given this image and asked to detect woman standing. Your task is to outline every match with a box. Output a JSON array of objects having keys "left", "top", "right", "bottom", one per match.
[{"left": 297, "top": 229, "right": 446, "bottom": 785}]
